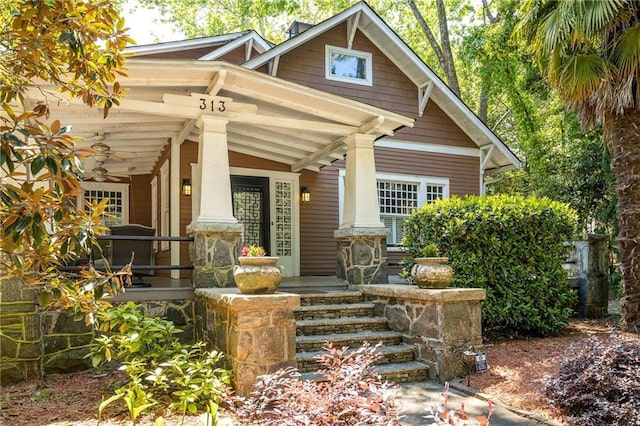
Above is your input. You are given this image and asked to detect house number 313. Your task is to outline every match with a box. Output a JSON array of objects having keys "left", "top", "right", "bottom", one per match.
[{"left": 199, "top": 98, "right": 226, "bottom": 112}]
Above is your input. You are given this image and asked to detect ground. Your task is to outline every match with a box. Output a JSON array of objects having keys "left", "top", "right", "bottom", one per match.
[{"left": 0, "top": 317, "right": 631, "bottom": 425}]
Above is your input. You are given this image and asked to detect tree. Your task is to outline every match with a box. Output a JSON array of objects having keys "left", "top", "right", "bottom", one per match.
[
  {"left": 1, "top": 0, "right": 133, "bottom": 323},
  {"left": 519, "top": 0, "right": 640, "bottom": 332}
]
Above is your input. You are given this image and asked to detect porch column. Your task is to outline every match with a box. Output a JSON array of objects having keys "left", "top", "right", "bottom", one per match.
[
  {"left": 334, "top": 133, "right": 388, "bottom": 284},
  {"left": 187, "top": 116, "right": 243, "bottom": 288}
]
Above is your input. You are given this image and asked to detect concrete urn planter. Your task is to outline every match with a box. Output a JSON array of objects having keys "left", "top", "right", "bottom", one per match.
[
  {"left": 233, "top": 257, "right": 284, "bottom": 294},
  {"left": 411, "top": 257, "right": 453, "bottom": 289}
]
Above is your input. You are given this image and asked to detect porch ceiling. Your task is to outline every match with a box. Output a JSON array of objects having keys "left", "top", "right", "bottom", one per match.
[{"left": 23, "top": 59, "right": 414, "bottom": 177}]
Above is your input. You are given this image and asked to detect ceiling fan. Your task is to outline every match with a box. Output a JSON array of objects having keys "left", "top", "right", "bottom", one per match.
[
  {"left": 83, "top": 135, "right": 137, "bottom": 182},
  {"left": 90, "top": 134, "right": 136, "bottom": 162}
]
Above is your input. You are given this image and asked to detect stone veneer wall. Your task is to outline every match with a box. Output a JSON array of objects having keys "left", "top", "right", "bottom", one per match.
[
  {"left": 195, "top": 288, "right": 299, "bottom": 396},
  {"left": 0, "top": 279, "right": 41, "bottom": 384},
  {"left": 1, "top": 282, "right": 195, "bottom": 385},
  {"left": 358, "top": 284, "right": 485, "bottom": 381},
  {"left": 335, "top": 228, "right": 388, "bottom": 284}
]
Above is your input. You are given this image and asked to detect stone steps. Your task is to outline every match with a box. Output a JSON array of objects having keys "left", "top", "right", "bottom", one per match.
[
  {"left": 294, "top": 302, "right": 375, "bottom": 320},
  {"left": 296, "top": 343, "right": 416, "bottom": 373},
  {"left": 294, "top": 291, "right": 429, "bottom": 384},
  {"left": 299, "top": 361, "right": 430, "bottom": 384},
  {"left": 296, "top": 316, "right": 389, "bottom": 336}
]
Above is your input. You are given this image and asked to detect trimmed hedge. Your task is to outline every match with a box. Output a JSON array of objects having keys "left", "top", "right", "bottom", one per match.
[{"left": 402, "top": 195, "right": 578, "bottom": 336}]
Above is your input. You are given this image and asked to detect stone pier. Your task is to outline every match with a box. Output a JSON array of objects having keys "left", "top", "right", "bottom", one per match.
[
  {"left": 358, "top": 284, "right": 485, "bottom": 381},
  {"left": 188, "top": 222, "right": 244, "bottom": 288},
  {"left": 335, "top": 227, "right": 388, "bottom": 284},
  {"left": 195, "top": 289, "right": 299, "bottom": 396}
]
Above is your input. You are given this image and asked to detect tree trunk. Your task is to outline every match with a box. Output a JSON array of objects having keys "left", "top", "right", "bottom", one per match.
[
  {"left": 435, "top": 0, "right": 460, "bottom": 96},
  {"left": 478, "top": 89, "right": 488, "bottom": 123},
  {"left": 611, "top": 111, "right": 640, "bottom": 332}
]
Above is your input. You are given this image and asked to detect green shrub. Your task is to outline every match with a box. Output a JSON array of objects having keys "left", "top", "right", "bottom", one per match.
[
  {"left": 90, "top": 302, "right": 231, "bottom": 424},
  {"left": 402, "top": 195, "right": 578, "bottom": 336}
]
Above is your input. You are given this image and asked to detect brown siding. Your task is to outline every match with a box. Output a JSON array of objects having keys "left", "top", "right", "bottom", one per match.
[
  {"left": 374, "top": 147, "right": 480, "bottom": 196},
  {"left": 273, "top": 23, "right": 476, "bottom": 149},
  {"left": 299, "top": 167, "right": 339, "bottom": 275},
  {"left": 129, "top": 174, "right": 152, "bottom": 226}
]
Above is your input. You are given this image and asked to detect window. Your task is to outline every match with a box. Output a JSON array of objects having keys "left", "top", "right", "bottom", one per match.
[
  {"left": 160, "top": 161, "right": 170, "bottom": 251},
  {"left": 325, "top": 45, "right": 372, "bottom": 86},
  {"left": 77, "top": 182, "right": 130, "bottom": 227},
  {"left": 337, "top": 171, "right": 449, "bottom": 249}
]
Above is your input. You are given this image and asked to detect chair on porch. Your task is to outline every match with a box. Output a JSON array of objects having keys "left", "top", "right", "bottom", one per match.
[{"left": 110, "top": 224, "right": 156, "bottom": 287}]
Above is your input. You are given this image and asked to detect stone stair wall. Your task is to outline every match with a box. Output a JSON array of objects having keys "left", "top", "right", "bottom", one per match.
[{"left": 293, "top": 291, "right": 429, "bottom": 383}]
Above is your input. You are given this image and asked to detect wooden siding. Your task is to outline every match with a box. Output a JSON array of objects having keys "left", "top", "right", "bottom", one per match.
[
  {"left": 129, "top": 174, "right": 152, "bottom": 226},
  {"left": 134, "top": 45, "right": 261, "bottom": 64},
  {"left": 299, "top": 167, "right": 340, "bottom": 275},
  {"left": 272, "top": 23, "right": 477, "bottom": 149}
]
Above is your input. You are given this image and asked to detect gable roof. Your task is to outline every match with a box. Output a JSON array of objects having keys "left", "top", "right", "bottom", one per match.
[
  {"left": 243, "top": 1, "right": 521, "bottom": 174},
  {"left": 128, "top": 30, "right": 273, "bottom": 61}
]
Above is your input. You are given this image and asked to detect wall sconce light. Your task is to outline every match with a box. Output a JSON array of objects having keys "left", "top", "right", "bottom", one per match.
[
  {"left": 182, "top": 178, "right": 192, "bottom": 196},
  {"left": 300, "top": 186, "right": 310, "bottom": 203}
]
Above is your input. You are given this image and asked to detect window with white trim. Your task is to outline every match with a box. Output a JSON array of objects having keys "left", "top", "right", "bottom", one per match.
[
  {"left": 325, "top": 45, "right": 372, "bottom": 86},
  {"left": 77, "top": 182, "right": 129, "bottom": 227},
  {"left": 377, "top": 173, "right": 449, "bottom": 248}
]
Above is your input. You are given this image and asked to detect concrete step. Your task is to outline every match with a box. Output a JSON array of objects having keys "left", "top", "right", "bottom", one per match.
[
  {"left": 299, "top": 361, "right": 429, "bottom": 384},
  {"left": 294, "top": 302, "right": 376, "bottom": 320},
  {"left": 296, "top": 343, "right": 417, "bottom": 373},
  {"left": 298, "top": 291, "right": 364, "bottom": 306},
  {"left": 296, "top": 330, "right": 403, "bottom": 352},
  {"left": 296, "top": 316, "right": 389, "bottom": 336}
]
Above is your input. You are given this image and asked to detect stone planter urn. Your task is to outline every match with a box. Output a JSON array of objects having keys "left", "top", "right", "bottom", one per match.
[
  {"left": 411, "top": 257, "right": 453, "bottom": 289},
  {"left": 233, "top": 257, "right": 284, "bottom": 294}
]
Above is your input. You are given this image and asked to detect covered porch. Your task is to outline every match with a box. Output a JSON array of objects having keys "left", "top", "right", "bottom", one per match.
[{"left": 28, "top": 60, "right": 415, "bottom": 288}]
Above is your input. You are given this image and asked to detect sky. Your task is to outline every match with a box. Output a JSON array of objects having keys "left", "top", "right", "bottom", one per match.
[{"left": 122, "top": 1, "right": 184, "bottom": 45}]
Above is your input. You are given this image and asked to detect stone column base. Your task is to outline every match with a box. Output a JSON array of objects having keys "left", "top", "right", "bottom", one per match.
[
  {"left": 358, "top": 284, "right": 485, "bottom": 381},
  {"left": 195, "top": 288, "right": 300, "bottom": 396},
  {"left": 187, "top": 222, "right": 244, "bottom": 288},
  {"left": 334, "top": 227, "right": 388, "bottom": 284}
]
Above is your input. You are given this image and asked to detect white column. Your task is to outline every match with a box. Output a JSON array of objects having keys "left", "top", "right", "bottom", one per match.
[
  {"left": 194, "top": 116, "right": 236, "bottom": 225},
  {"left": 340, "top": 133, "right": 383, "bottom": 229},
  {"left": 170, "top": 138, "right": 181, "bottom": 279}
]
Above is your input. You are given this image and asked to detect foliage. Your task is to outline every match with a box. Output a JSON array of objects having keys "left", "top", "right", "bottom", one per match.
[
  {"left": 518, "top": 0, "right": 640, "bottom": 332},
  {"left": 234, "top": 342, "right": 401, "bottom": 425},
  {"left": 90, "top": 302, "right": 232, "bottom": 424},
  {"left": 545, "top": 335, "right": 640, "bottom": 426},
  {"left": 1, "top": 0, "right": 134, "bottom": 323},
  {"left": 241, "top": 244, "right": 266, "bottom": 257},
  {"left": 419, "top": 243, "right": 440, "bottom": 258},
  {"left": 425, "top": 382, "right": 493, "bottom": 426},
  {"left": 402, "top": 195, "right": 578, "bottom": 336}
]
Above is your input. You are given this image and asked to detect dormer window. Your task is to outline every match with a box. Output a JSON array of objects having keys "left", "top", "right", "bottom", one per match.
[{"left": 325, "top": 45, "right": 372, "bottom": 86}]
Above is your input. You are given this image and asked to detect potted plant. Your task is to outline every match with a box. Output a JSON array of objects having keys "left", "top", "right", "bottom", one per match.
[
  {"left": 233, "top": 244, "right": 284, "bottom": 294},
  {"left": 410, "top": 243, "right": 453, "bottom": 289}
]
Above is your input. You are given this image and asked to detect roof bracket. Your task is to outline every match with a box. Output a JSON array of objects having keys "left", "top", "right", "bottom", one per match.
[
  {"left": 208, "top": 67, "right": 227, "bottom": 96},
  {"left": 245, "top": 38, "right": 254, "bottom": 62},
  {"left": 480, "top": 145, "right": 494, "bottom": 171},
  {"left": 347, "top": 11, "right": 361, "bottom": 49},
  {"left": 418, "top": 82, "right": 433, "bottom": 117},
  {"left": 269, "top": 56, "right": 280, "bottom": 77}
]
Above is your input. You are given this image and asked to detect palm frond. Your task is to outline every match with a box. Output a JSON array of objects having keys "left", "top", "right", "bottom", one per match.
[
  {"left": 613, "top": 23, "right": 640, "bottom": 78},
  {"left": 557, "top": 54, "right": 609, "bottom": 104}
]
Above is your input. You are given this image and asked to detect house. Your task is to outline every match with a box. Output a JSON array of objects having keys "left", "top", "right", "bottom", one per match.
[{"left": 32, "top": 1, "right": 521, "bottom": 288}]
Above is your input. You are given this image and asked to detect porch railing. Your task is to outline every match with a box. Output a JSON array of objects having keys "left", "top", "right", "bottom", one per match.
[{"left": 57, "top": 234, "right": 194, "bottom": 272}]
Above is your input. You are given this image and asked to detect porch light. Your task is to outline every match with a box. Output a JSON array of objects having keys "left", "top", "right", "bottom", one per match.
[
  {"left": 300, "top": 187, "right": 310, "bottom": 203},
  {"left": 182, "top": 178, "right": 192, "bottom": 196}
]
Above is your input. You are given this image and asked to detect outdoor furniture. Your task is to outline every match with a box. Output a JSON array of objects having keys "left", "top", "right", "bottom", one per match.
[{"left": 110, "top": 224, "right": 156, "bottom": 286}]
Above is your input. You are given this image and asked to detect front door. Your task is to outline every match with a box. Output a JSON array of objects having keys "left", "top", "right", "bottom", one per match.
[
  {"left": 230, "top": 172, "right": 298, "bottom": 277},
  {"left": 231, "top": 176, "right": 270, "bottom": 252}
]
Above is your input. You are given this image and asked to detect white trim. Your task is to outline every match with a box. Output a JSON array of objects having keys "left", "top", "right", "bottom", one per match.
[
  {"left": 418, "top": 82, "right": 433, "bottom": 117},
  {"left": 77, "top": 182, "right": 130, "bottom": 226},
  {"left": 325, "top": 45, "right": 373, "bottom": 86},
  {"left": 160, "top": 160, "right": 170, "bottom": 251},
  {"left": 347, "top": 11, "right": 361, "bottom": 49},
  {"left": 198, "top": 32, "right": 271, "bottom": 61},
  {"left": 170, "top": 139, "right": 181, "bottom": 279},
  {"left": 375, "top": 139, "right": 480, "bottom": 157},
  {"left": 229, "top": 167, "right": 301, "bottom": 276}
]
